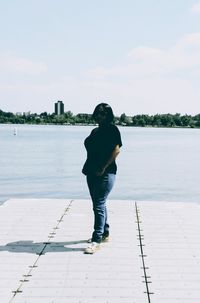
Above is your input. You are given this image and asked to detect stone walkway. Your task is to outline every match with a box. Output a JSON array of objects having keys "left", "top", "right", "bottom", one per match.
[{"left": 0, "top": 199, "right": 200, "bottom": 302}]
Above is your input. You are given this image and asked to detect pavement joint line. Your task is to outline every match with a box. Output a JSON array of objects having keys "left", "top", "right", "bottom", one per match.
[
  {"left": 9, "top": 199, "right": 74, "bottom": 302},
  {"left": 135, "top": 201, "right": 154, "bottom": 303}
]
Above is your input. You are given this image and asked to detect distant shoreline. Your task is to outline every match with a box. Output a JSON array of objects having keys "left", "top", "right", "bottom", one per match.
[
  {"left": 0, "top": 122, "right": 199, "bottom": 130},
  {"left": 1, "top": 110, "right": 200, "bottom": 128}
]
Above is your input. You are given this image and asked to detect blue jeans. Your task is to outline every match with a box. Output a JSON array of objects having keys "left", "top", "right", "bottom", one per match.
[{"left": 86, "top": 173, "right": 116, "bottom": 243}]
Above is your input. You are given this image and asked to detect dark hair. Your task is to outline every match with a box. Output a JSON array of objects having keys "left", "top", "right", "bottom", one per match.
[{"left": 92, "top": 103, "right": 114, "bottom": 123}]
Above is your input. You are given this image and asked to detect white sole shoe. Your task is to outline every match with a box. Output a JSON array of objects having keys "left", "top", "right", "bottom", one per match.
[{"left": 84, "top": 242, "right": 100, "bottom": 254}]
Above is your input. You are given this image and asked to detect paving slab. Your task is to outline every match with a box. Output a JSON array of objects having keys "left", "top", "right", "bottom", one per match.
[
  {"left": 0, "top": 199, "right": 200, "bottom": 302},
  {"left": 136, "top": 201, "right": 200, "bottom": 303}
]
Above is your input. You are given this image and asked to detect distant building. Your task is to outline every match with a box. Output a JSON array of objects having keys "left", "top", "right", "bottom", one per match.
[
  {"left": 15, "top": 111, "right": 31, "bottom": 116},
  {"left": 23, "top": 111, "right": 31, "bottom": 116},
  {"left": 55, "top": 101, "right": 64, "bottom": 115}
]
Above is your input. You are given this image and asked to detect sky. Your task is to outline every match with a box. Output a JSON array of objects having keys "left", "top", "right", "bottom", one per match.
[{"left": 0, "top": 0, "right": 200, "bottom": 116}]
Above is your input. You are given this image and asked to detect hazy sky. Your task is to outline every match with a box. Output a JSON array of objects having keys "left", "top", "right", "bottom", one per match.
[{"left": 1, "top": 0, "right": 200, "bottom": 115}]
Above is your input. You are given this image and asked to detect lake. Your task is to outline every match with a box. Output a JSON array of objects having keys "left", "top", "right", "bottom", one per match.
[{"left": 0, "top": 124, "right": 200, "bottom": 204}]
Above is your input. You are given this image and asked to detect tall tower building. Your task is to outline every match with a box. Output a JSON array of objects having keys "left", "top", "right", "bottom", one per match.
[{"left": 55, "top": 101, "right": 64, "bottom": 115}]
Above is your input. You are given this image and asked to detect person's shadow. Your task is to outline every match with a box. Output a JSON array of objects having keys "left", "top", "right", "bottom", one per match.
[{"left": 0, "top": 240, "right": 87, "bottom": 254}]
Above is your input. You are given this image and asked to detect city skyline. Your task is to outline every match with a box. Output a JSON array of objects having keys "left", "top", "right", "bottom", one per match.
[{"left": 0, "top": 1, "right": 200, "bottom": 116}]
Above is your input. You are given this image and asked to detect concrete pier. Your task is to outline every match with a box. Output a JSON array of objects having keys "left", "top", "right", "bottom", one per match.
[{"left": 0, "top": 198, "right": 200, "bottom": 302}]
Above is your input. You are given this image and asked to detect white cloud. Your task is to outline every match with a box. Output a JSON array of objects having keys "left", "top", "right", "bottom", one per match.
[
  {"left": 79, "top": 33, "right": 200, "bottom": 115},
  {"left": 175, "top": 33, "right": 200, "bottom": 49},
  {"left": 0, "top": 54, "right": 47, "bottom": 74},
  {"left": 191, "top": 2, "right": 200, "bottom": 13},
  {"left": 128, "top": 47, "right": 163, "bottom": 61},
  {"left": 86, "top": 33, "right": 200, "bottom": 80},
  {"left": 1, "top": 34, "right": 200, "bottom": 115}
]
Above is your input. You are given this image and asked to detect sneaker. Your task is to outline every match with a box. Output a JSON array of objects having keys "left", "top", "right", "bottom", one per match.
[
  {"left": 87, "top": 235, "right": 109, "bottom": 243},
  {"left": 101, "top": 234, "right": 109, "bottom": 243},
  {"left": 84, "top": 242, "right": 100, "bottom": 254}
]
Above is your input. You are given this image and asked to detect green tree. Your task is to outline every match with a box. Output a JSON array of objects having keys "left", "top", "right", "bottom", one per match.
[
  {"left": 119, "top": 113, "right": 130, "bottom": 125},
  {"left": 173, "top": 113, "right": 182, "bottom": 126},
  {"left": 194, "top": 114, "right": 200, "bottom": 127},
  {"left": 152, "top": 114, "right": 162, "bottom": 127},
  {"left": 138, "top": 117, "right": 146, "bottom": 127},
  {"left": 181, "top": 115, "right": 192, "bottom": 127}
]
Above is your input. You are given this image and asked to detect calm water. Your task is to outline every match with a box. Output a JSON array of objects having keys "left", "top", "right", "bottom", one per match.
[{"left": 0, "top": 124, "right": 200, "bottom": 204}]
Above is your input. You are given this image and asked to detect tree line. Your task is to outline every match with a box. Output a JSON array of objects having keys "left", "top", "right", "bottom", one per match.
[{"left": 0, "top": 109, "right": 200, "bottom": 128}]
